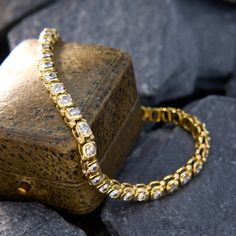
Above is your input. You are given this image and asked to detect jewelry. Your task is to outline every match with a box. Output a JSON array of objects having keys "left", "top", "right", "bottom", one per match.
[{"left": 37, "top": 28, "right": 210, "bottom": 201}]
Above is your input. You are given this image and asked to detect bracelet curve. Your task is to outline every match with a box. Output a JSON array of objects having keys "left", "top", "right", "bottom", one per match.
[{"left": 37, "top": 28, "right": 210, "bottom": 201}]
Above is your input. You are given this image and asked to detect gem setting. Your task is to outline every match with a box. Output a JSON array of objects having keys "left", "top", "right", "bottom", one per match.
[
  {"left": 43, "top": 72, "right": 58, "bottom": 82},
  {"left": 57, "top": 94, "right": 73, "bottom": 107},
  {"left": 50, "top": 83, "right": 65, "bottom": 95},
  {"left": 82, "top": 142, "right": 97, "bottom": 159},
  {"left": 76, "top": 122, "right": 92, "bottom": 137},
  {"left": 66, "top": 107, "right": 81, "bottom": 119}
]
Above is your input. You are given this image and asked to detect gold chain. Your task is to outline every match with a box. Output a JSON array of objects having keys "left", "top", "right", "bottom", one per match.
[{"left": 37, "top": 28, "right": 210, "bottom": 201}]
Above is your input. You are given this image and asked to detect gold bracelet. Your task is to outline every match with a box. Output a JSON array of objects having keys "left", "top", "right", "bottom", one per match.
[{"left": 37, "top": 28, "right": 210, "bottom": 201}]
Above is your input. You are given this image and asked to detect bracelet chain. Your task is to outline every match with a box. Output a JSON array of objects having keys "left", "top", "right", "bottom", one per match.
[{"left": 37, "top": 28, "right": 210, "bottom": 202}]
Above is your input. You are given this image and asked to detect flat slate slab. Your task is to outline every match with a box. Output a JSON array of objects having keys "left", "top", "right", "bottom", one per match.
[
  {"left": 0, "top": 202, "right": 86, "bottom": 236},
  {"left": 0, "top": 0, "right": 51, "bottom": 35},
  {"left": 101, "top": 96, "right": 236, "bottom": 236},
  {"left": 226, "top": 74, "right": 236, "bottom": 98},
  {"left": 0, "top": 0, "right": 52, "bottom": 62},
  {"left": 7, "top": 0, "right": 236, "bottom": 103}
]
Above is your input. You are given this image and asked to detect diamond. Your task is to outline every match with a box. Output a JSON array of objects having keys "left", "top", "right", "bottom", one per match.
[
  {"left": 50, "top": 83, "right": 65, "bottom": 95},
  {"left": 151, "top": 186, "right": 164, "bottom": 200},
  {"left": 66, "top": 107, "right": 81, "bottom": 119},
  {"left": 76, "top": 122, "right": 92, "bottom": 137},
  {"left": 83, "top": 142, "right": 97, "bottom": 158},
  {"left": 152, "top": 190, "right": 162, "bottom": 199},
  {"left": 99, "top": 183, "right": 110, "bottom": 193},
  {"left": 123, "top": 191, "right": 133, "bottom": 201},
  {"left": 39, "top": 61, "right": 53, "bottom": 70},
  {"left": 91, "top": 175, "right": 103, "bottom": 185},
  {"left": 193, "top": 161, "right": 203, "bottom": 174},
  {"left": 43, "top": 72, "right": 58, "bottom": 82},
  {"left": 180, "top": 172, "right": 192, "bottom": 185},
  {"left": 109, "top": 188, "right": 121, "bottom": 199},
  {"left": 167, "top": 180, "right": 178, "bottom": 193},
  {"left": 137, "top": 191, "right": 148, "bottom": 201},
  {"left": 87, "top": 162, "right": 99, "bottom": 173},
  {"left": 58, "top": 94, "right": 72, "bottom": 107}
]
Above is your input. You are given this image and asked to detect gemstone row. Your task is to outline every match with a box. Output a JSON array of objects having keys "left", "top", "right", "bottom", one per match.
[
  {"left": 38, "top": 29, "right": 95, "bottom": 156},
  {"left": 81, "top": 149, "right": 205, "bottom": 201}
]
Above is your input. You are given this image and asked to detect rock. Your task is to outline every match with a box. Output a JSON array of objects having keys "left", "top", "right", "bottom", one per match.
[
  {"left": 8, "top": 0, "right": 236, "bottom": 103},
  {"left": 101, "top": 96, "right": 236, "bottom": 236},
  {"left": 175, "top": 0, "right": 236, "bottom": 92},
  {"left": 226, "top": 74, "right": 236, "bottom": 98},
  {"left": 0, "top": 0, "right": 51, "bottom": 35},
  {"left": 0, "top": 202, "right": 86, "bottom": 236},
  {"left": 222, "top": 0, "right": 236, "bottom": 3},
  {"left": 7, "top": 0, "right": 197, "bottom": 105},
  {"left": 0, "top": 0, "right": 52, "bottom": 63}
]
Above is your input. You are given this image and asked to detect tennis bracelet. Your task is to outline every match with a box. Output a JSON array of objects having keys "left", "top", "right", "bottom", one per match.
[{"left": 37, "top": 28, "right": 210, "bottom": 202}]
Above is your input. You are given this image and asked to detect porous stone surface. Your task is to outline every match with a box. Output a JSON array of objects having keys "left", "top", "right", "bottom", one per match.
[
  {"left": 7, "top": 0, "right": 236, "bottom": 103},
  {"left": 101, "top": 96, "right": 236, "bottom": 236},
  {"left": 0, "top": 202, "right": 86, "bottom": 236}
]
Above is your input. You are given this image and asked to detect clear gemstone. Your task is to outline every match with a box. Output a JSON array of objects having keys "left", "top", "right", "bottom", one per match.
[
  {"left": 167, "top": 181, "right": 178, "bottom": 193},
  {"left": 152, "top": 190, "right": 162, "bottom": 199},
  {"left": 50, "top": 83, "right": 65, "bottom": 95},
  {"left": 180, "top": 172, "right": 191, "bottom": 185},
  {"left": 44, "top": 72, "right": 58, "bottom": 82},
  {"left": 123, "top": 192, "right": 133, "bottom": 201},
  {"left": 83, "top": 142, "right": 97, "bottom": 158},
  {"left": 67, "top": 107, "right": 81, "bottom": 117},
  {"left": 87, "top": 163, "right": 99, "bottom": 173},
  {"left": 194, "top": 161, "right": 203, "bottom": 174},
  {"left": 137, "top": 192, "right": 148, "bottom": 201},
  {"left": 99, "top": 183, "right": 110, "bottom": 193},
  {"left": 39, "top": 61, "right": 53, "bottom": 70},
  {"left": 58, "top": 94, "right": 72, "bottom": 106},
  {"left": 109, "top": 189, "right": 121, "bottom": 199},
  {"left": 76, "top": 122, "right": 92, "bottom": 137},
  {"left": 91, "top": 175, "right": 103, "bottom": 185}
]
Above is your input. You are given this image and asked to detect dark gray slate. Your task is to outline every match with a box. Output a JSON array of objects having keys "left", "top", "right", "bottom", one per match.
[
  {"left": 0, "top": 0, "right": 52, "bottom": 63},
  {"left": 226, "top": 74, "right": 236, "bottom": 97},
  {"left": 101, "top": 96, "right": 236, "bottom": 236},
  {"left": 0, "top": 0, "right": 51, "bottom": 34},
  {"left": 222, "top": 0, "right": 236, "bottom": 3},
  {"left": 7, "top": 0, "right": 236, "bottom": 103},
  {"left": 0, "top": 202, "right": 86, "bottom": 236},
  {"left": 175, "top": 0, "right": 236, "bottom": 92}
]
